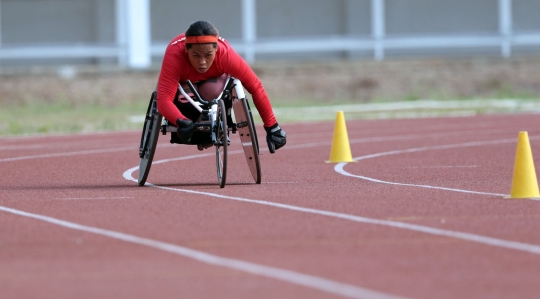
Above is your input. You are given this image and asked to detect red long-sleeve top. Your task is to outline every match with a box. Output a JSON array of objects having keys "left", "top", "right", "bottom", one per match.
[{"left": 157, "top": 33, "right": 276, "bottom": 128}]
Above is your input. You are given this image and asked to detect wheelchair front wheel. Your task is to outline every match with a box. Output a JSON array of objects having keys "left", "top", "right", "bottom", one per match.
[
  {"left": 138, "top": 93, "right": 162, "bottom": 186},
  {"left": 215, "top": 99, "right": 228, "bottom": 188}
]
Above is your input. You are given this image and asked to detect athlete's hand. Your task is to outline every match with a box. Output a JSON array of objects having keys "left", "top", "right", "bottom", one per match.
[
  {"left": 264, "top": 123, "right": 286, "bottom": 154},
  {"left": 176, "top": 118, "right": 195, "bottom": 143}
]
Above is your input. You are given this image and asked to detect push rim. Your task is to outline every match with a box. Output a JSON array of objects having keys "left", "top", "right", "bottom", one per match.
[
  {"left": 138, "top": 95, "right": 161, "bottom": 186},
  {"left": 242, "top": 98, "right": 261, "bottom": 184}
]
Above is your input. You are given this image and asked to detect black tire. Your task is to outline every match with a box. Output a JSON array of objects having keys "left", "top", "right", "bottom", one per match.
[
  {"left": 244, "top": 100, "right": 260, "bottom": 154},
  {"left": 233, "top": 98, "right": 262, "bottom": 184},
  {"left": 216, "top": 99, "right": 228, "bottom": 188},
  {"left": 138, "top": 94, "right": 162, "bottom": 186}
]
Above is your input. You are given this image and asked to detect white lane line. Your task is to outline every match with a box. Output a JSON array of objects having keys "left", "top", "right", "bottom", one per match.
[
  {"left": 0, "top": 142, "right": 134, "bottom": 151},
  {"left": 123, "top": 135, "right": 540, "bottom": 255},
  {"left": 0, "top": 130, "right": 134, "bottom": 140},
  {"left": 274, "top": 128, "right": 519, "bottom": 153},
  {"left": 335, "top": 137, "right": 539, "bottom": 197},
  {"left": 123, "top": 165, "right": 540, "bottom": 255},
  {"left": 0, "top": 144, "right": 177, "bottom": 163},
  {"left": 0, "top": 206, "right": 406, "bottom": 299},
  {"left": 0, "top": 147, "right": 136, "bottom": 162},
  {"left": 335, "top": 171, "right": 505, "bottom": 197},
  {"left": 0, "top": 128, "right": 506, "bottom": 163},
  {"left": 408, "top": 166, "right": 479, "bottom": 168},
  {"left": 58, "top": 197, "right": 134, "bottom": 200}
]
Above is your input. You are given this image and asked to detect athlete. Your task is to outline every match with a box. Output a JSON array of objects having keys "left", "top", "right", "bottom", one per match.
[{"left": 156, "top": 20, "right": 286, "bottom": 153}]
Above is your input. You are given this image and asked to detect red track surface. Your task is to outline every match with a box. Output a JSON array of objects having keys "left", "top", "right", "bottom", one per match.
[{"left": 1, "top": 113, "right": 540, "bottom": 299}]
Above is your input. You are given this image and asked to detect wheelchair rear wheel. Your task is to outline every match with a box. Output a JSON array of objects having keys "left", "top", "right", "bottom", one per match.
[
  {"left": 138, "top": 93, "right": 162, "bottom": 186},
  {"left": 233, "top": 98, "right": 261, "bottom": 184},
  {"left": 216, "top": 99, "right": 228, "bottom": 188}
]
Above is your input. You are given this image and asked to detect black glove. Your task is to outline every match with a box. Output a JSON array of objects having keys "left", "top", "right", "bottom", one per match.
[
  {"left": 176, "top": 119, "right": 195, "bottom": 143},
  {"left": 264, "top": 123, "right": 286, "bottom": 154}
]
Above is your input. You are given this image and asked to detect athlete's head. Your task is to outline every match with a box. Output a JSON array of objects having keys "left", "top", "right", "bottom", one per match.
[{"left": 185, "top": 21, "right": 219, "bottom": 73}]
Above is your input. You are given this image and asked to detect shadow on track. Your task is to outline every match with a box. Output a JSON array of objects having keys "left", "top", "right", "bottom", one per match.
[{"left": 144, "top": 182, "right": 255, "bottom": 188}]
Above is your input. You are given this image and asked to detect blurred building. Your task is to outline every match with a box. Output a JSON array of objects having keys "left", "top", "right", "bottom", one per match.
[{"left": 0, "top": 0, "right": 539, "bottom": 68}]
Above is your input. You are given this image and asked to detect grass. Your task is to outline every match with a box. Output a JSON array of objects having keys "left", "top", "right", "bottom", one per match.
[
  {"left": 0, "top": 101, "right": 148, "bottom": 136},
  {"left": 2, "top": 96, "right": 538, "bottom": 137},
  {"left": 270, "top": 98, "right": 540, "bottom": 123},
  {"left": 2, "top": 56, "right": 540, "bottom": 136}
]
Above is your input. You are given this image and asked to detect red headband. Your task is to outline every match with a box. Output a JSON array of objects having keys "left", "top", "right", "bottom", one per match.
[{"left": 185, "top": 35, "right": 218, "bottom": 44}]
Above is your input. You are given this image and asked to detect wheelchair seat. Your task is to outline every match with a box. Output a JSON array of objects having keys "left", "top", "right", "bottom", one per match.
[{"left": 167, "top": 120, "right": 213, "bottom": 145}]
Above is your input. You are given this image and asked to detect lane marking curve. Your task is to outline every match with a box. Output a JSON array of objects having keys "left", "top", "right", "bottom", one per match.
[{"left": 0, "top": 206, "right": 406, "bottom": 299}]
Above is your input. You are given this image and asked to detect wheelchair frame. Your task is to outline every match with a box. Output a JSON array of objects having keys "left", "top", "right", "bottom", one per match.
[{"left": 138, "top": 76, "right": 261, "bottom": 188}]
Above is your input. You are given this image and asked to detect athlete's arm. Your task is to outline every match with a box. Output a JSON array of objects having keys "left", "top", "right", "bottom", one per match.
[
  {"left": 219, "top": 46, "right": 277, "bottom": 128},
  {"left": 157, "top": 50, "right": 188, "bottom": 124}
]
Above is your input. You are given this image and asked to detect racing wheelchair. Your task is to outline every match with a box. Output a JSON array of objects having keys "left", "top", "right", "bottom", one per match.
[{"left": 138, "top": 76, "right": 261, "bottom": 188}]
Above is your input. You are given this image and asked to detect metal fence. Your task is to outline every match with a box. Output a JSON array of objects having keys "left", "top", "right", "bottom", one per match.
[{"left": 0, "top": 0, "right": 539, "bottom": 68}]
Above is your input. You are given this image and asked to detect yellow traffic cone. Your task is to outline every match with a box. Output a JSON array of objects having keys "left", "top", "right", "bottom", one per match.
[
  {"left": 508, "top": 131, "right": 540, "bottom": 199},
  {"left": 326, "top": 111, "right": 355, "bottom": 163}
]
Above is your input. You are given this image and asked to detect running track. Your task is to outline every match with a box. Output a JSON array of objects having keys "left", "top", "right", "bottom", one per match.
[{"left": 1, "top": 113, "right": 540, "bottom": 299}]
